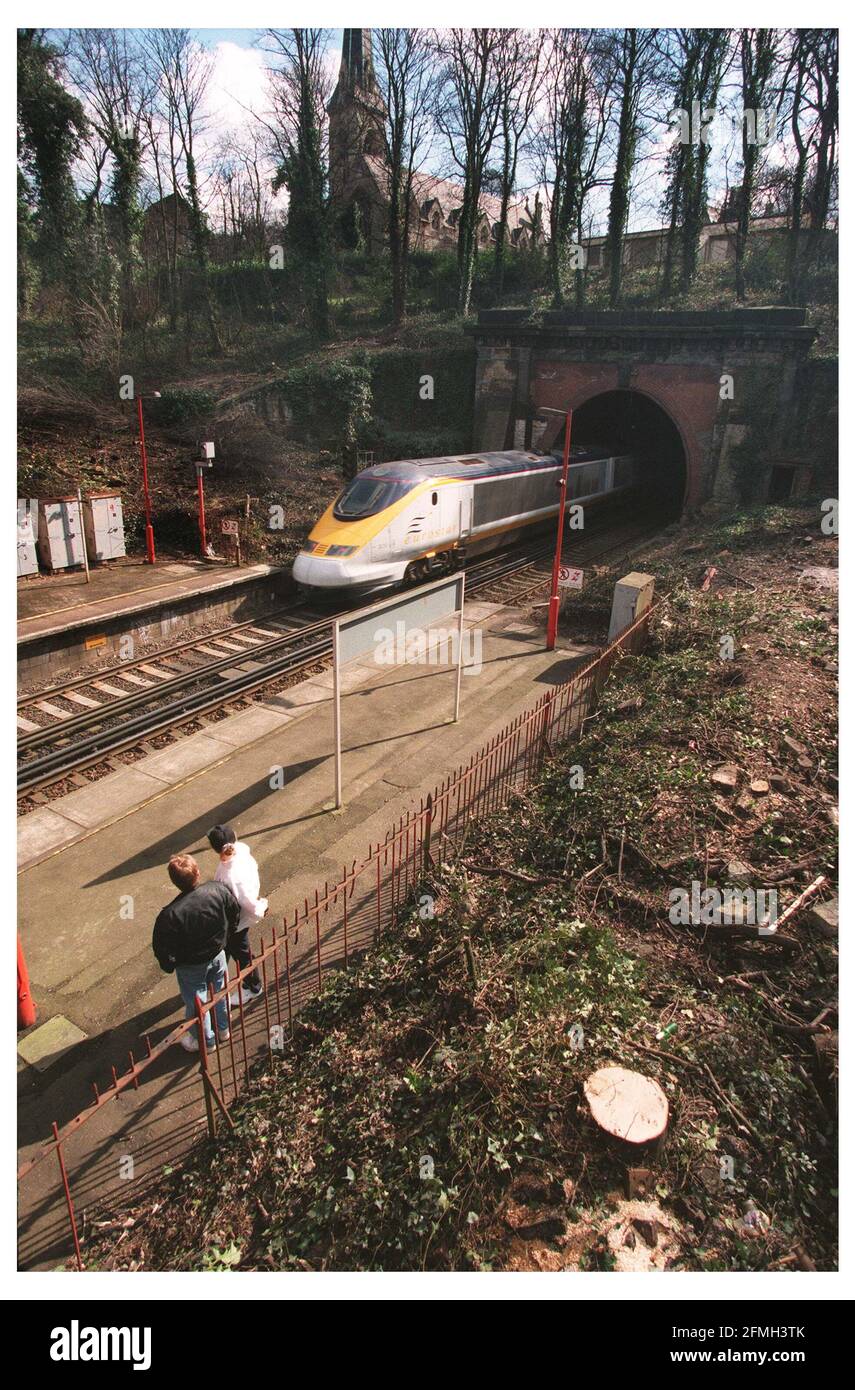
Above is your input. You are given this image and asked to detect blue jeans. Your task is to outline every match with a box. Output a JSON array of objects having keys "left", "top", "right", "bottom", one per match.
[{"left": 175, "top": 950, "right": 229, "bottom": 1047}]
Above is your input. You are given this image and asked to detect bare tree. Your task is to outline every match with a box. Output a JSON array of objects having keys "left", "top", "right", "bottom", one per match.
[
  {"left": 534, "top": 29, "right": 612, "bottom": 308},
  {"left": 373, "top": 28, "right": 436, "bottom": 326},
  {"left": 433, "top": 27, "right": 504, "bottom": 315},
  {"left": 731, "top": 29, "right": 784, "bottom": 300},
  {"left": 659, "top": 28, "right": 734, "bottom": 298},
  {"left": 212, "top": 132, "right": 275, "bottom": 261},
  {"left": 782, "top": 28, "right": 838, "bottom": 302},
  {"left": 259, "top": 28, "right": 332, "bottom": 337},
  {"left": 69, "top": 28, "right": 153, "bottom": 324},
  {"left": 601, "top": 28, "right": 660, "bottom": 306},
  {"left": 145, "top": 28, "right": 223, "bottom": 353},
  {"left": 492, "top": 30, "right": 541, "bottom": 295},
  {"left": 140, "top": 87, "right": 182, "bottom": 332}
]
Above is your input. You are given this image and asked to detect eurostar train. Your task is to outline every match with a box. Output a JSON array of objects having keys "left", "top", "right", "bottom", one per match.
[{"left": 292, "top": 446, "right": 638, "bottom": 597}]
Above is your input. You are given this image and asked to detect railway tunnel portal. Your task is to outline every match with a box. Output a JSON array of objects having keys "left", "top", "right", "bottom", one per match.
[{"left": 470, "top": 307, "right": 829, "bottom": 516}]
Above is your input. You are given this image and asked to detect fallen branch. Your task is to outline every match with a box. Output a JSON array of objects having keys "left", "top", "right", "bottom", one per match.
[
  {"left": 775, "top": 875, "right": 829, "bottom": 930},
  {"left": 461, "top": 861, "right": 559, "bottom": 886}
]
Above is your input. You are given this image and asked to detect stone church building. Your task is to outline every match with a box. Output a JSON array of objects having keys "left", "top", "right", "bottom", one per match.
[{"left": 328, "top": 28, "right": 542, "bottom": 255}]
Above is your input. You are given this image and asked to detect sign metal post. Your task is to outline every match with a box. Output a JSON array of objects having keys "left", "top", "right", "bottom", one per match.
[
  {"left": 333, "top": 619, "right": 343, "bottom": 810},
  {"left": 454, "top": 571, "right": 466, "bottom": 723}
]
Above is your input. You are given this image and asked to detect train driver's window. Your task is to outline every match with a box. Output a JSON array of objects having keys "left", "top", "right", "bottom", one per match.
[{"left": 432, "top": 492, "right": 438, "bottom": 505}]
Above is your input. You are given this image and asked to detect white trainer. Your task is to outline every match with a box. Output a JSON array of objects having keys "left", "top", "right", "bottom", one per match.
[{"left": 179, "top": 1032, "right": 199, "bottom": 1053}]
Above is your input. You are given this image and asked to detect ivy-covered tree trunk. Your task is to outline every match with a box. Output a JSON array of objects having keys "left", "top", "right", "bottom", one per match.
[
  {"left": 493, "top": 118, "right": 514, "bottom": 298},
  {"left": 17, "top": 29, "right": 87, "bottom": 288},
  {"left": 185, "top": 146, "right": 225, "bottom": 355},
  {"left": 269, "top": 30, "right": 331, "bottom": 339},
  {"left": 604, "top": 29, "right": 650, "bottom": 308},
  {"left": 109, "top": 129, "right": 144, "bottom": 328}
]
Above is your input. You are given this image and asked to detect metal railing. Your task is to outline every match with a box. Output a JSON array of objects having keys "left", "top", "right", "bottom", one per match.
[{"left": 17, "top": 603, "right": 655, "bottom": 1270}]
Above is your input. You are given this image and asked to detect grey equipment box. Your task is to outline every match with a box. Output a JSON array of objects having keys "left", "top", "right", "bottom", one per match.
[
  {"left": 37, "top": 496, "right": 86, "bottom": 572},
  {"left": 83, "top": 491, "right": 126, "bottom": 562},
  {"left": 17, "top": 498, "right": 39, "bottom": 577}
]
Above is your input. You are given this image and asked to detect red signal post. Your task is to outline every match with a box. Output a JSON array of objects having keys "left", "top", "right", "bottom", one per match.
[
  {"left": 195, "top": 443, "right": 215, "bottom": 558},
  {"left": 196, "top": 464, "right": 208, "bottom": 557},
  {"left": 136, "top": 393, "right": 158, "bottom": 564}
]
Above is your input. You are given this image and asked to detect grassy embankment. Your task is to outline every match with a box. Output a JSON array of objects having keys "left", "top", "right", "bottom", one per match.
[{"left": 85, "top": 503, "right": 838, "bottom": 1272}]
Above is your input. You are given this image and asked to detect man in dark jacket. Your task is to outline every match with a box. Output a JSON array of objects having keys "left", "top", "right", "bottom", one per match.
[{"left": 152, "top": 853, "right": 240, "bottom": 1053}]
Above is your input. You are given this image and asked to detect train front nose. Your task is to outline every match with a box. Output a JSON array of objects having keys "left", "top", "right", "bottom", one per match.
[{"left": 292, "top": 552, "right": 354, "bottom": 590}]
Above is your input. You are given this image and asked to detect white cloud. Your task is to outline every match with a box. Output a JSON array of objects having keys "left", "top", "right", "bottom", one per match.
[{"left": 203, "top": 40, "right": 269, "bottom": 138}]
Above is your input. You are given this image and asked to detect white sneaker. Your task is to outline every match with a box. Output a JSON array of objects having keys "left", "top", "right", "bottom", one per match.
[
  {"left": 217, "top": 1029, "right": 231, "bottom": 1043},
  {"left": 179, "top": 1032, "right": 199, "bottom": 1053},
  {"left": 229, "top": 985, "right": 261, "bottom": 1007}
]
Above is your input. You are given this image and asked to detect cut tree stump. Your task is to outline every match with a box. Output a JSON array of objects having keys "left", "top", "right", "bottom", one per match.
[{"left": 583, "top": 1066, "right": 670, "bottom": 1146}]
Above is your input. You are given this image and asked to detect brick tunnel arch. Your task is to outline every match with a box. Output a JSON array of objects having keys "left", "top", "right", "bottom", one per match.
[{"left": 568, "top": 388, "right": 689, "bottom": 518}]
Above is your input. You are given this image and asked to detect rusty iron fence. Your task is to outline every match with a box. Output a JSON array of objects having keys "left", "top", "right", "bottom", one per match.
[{"left": 17, "top": 604, "right": 655, "bottom": 1270}]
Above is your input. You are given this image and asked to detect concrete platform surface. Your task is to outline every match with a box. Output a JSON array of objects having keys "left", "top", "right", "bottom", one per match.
[
  {"left": 17, "top": 601, "right": 595, "bottom": 1268},
  {"left": 18, "top": 556, "right": 283, "bottom": 643}
]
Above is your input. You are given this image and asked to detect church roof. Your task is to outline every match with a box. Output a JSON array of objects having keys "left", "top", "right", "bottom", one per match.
[{"left": 361, "top": 156, "right": 533, "bottom": 232}]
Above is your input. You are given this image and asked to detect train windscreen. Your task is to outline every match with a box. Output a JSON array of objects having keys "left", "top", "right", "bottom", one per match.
[{"left": 333, "top": 477, "right": 416, "bottom": 520}]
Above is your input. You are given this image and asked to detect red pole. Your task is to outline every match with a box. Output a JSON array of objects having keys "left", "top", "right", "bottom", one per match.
[
  {"left": 17, "top": 935, "right": 36, "bottom": 1029},
  {"left": 137, "top": 396, "right": 156, "bottom": 565},
  {"left": 546, "top": 409, "right": 573, "bottom": 651},
  {"left": 196, "top": 465, "right": 208, "bottom": 558}
]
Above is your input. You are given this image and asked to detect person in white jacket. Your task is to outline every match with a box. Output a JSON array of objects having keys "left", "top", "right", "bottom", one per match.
[{"left": 208, "top": 824, "right": 268, "bottom": 1006}]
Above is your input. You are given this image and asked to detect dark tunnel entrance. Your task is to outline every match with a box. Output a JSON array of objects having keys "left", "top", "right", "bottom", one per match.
[{"left": 567, "top": 389, "right": 687, "bottom": 519}]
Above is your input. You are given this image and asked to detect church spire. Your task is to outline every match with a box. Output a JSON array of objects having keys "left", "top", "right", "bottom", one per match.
[{"left": 338, "top": 28, "right": 375, "bottom": 92}]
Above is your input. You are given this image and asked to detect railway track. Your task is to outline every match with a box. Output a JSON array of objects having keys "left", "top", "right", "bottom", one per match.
[{"left": 17, "top": 516, "right": 655, "bottom": 799}]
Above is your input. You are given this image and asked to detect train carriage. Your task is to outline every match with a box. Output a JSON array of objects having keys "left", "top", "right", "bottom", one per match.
[{"left": 292, "top": 446, "right": 637, "bottom": 597}]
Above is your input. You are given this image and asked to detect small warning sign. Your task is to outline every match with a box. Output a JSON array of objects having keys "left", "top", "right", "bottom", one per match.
[
  {"left": 558, "top": 565, "right": 584, "bottom": 590},
  {"left": 221, "top": 519, "right": 239, "bottom": 536}
]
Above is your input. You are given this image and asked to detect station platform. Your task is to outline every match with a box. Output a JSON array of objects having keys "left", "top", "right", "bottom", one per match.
[
  {"left": 17, "top": 556, "right": 290, "bottom": 682},
  {"left": 17, "top": 595, "right": 597, "bottom": 1267}
]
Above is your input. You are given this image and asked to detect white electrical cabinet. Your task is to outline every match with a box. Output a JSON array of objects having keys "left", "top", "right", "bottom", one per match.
[
  {"left": 83, "top": 492, "right": 126, "bottom": 562},
  {"left": 37, "top": 497, "right": 87, "bottom": 572},
  {"left": 17, "top": 498, "right": 38, "bottom": 577}
]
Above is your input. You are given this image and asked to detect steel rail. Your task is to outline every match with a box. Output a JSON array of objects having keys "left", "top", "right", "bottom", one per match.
[
  {"left": 17, "top": 544, "right": 549, "bottom": 794},
  {"left": 17, "top": 516, "right": 646, "bottom": 797},
  {"left": 16, "top": 601, "right": 308, "bottom": 709},
  {"left": 17, "top": 614, "right": 335, "bottom": 753}
]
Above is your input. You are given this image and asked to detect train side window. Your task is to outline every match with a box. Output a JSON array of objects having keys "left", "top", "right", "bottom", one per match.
[{"left": 432, "top": 492, "right": 438, "bottom": 505}]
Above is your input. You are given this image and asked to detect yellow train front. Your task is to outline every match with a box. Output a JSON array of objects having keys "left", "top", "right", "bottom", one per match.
[{"left": 292, "top": 447, "right": 636, "bottom": 597}]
